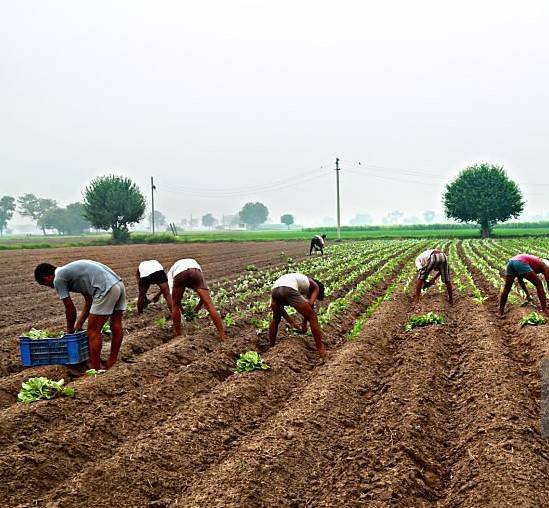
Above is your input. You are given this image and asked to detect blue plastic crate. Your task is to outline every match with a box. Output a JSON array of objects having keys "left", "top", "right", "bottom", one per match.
[{"left": 19, "top": 331, "right": 89, "bottom": 366}]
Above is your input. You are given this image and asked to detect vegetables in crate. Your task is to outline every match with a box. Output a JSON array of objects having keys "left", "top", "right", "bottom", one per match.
[{"left": 25, "top": 328, "right": 63, "bottom": 340}]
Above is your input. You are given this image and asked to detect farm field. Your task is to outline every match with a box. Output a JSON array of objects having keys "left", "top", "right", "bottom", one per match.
[
  {"left": 3, "top": 222, "right": 549, "bottom": 251},
  {"left": 0, "top": 239, "right": 549, "bottom": 507}
]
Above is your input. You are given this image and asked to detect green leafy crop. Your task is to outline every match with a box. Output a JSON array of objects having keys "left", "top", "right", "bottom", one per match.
[
  {"left": 183, "top": 307, "right": 199, "bottom": 322},
  {"left": 17, "top": 377, "right": 75, "bottom": 403},
  {"left": 405, "top": 312, "right": 444, "bottom": 332},
  {"left": 156, "top": 316, "right": 169, "bottom": 329},
  {"left": 519, "top": 312, "right": 547, "bottom": 327},
  {"left": 24, "top": 328, "right": 63, "bottom": 340},
  {"left": 85, "top": 369, "right": 106, "bottom": 377},
  {"left": 234, "top": 351, "right": 270, "bottom": 373},
  {"left": 224, "top": 313, "right": 235, "bottom": 328},
  {"left": 101, "top": 322, "right": 111, "bottom": 335}
]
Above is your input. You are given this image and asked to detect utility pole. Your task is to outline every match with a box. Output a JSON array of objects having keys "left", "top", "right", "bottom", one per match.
[
  {"left": 335, "top": 157, "right": 341, "bottom": 240},
  {"left": 151, "top": 176, "right": 156, "bottom": 234}
]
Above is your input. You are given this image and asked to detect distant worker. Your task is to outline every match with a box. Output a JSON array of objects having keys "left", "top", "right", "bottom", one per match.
[
  {"left": 309, "top": 234, "right": 327, "bottom": 255},
  {"left": 414, "top": 248, "right": 453, "bottom": 304},
  {"left": 269, "top": 272, "right": 327, "bottom": 357},
  {"left": 136, "top": 260, "right": 173, "bottom": 314},
  {"left": 167, "top": 258, "right": 227, "bottom": 340},
  {"left": 34, "top": 260, "right": 126, "bottom": 370},
  {"left": 499, "top": 254, "right": 549, "bottom": 316}
]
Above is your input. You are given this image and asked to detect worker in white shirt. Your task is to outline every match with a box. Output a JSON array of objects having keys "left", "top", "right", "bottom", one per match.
[
  {"left": 167, "top": 259, "right": 227, "bottom": 340},
  {"left": 136, "top": 260, "right": 173, "bottom": 314},
  {"left": 413, "top": 248, "right": 453, "bottom": 304},
  {"left": 269, "top": 272, "right": 326, "bottom": 357}
]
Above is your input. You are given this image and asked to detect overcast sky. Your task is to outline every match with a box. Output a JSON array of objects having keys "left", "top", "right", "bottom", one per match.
[{"left": 2, "top": 0, "right": 548, "bottom": 228}]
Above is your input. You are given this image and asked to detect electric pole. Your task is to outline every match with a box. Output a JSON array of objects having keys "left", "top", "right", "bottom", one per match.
[
  {"left": 335, "top": 157, "right": 341, "bottom": 240},
  {"left": 151, "top": 176, "right": 156, "bottom": 234}
]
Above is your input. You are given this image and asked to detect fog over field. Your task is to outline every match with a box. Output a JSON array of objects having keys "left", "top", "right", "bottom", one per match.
[{"left": 1, "top": 1, "right": 548, "bottom": 227}]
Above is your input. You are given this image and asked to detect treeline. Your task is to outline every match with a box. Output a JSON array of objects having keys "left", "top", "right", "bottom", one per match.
[{"left": 0, "top": 194, "right": 91, "bottom": 236}]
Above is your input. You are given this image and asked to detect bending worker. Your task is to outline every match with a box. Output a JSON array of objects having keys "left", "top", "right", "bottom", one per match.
[
  {"left": 413, "top": 248, "right": 453, "bottom": 304},
  {"left": 269, "top": 272, "right": 327, "bottom": 357},
  {"left": 168, "top": 258, "right": 227, "bottom": 341},
  {"left": 499, "top": 253, "right": 549, "bottom": 316},
  {"left": 309, "top": 234, "right": 327, "bottom": 255},
  {"left": 34, "top": 259, "right": 126, "bottom": 370},
  {"left": 136, "top": 259, "right": 173, "bottom": 314}
]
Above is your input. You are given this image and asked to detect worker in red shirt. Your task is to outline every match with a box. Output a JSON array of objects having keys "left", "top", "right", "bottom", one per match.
[{"left": 499, "top": 254, "right": 549, "bottom": 316}]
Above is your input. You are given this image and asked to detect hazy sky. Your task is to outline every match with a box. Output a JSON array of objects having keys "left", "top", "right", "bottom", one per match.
[{"left": 2, "top": 0, "right": 548, "bottom": 228}]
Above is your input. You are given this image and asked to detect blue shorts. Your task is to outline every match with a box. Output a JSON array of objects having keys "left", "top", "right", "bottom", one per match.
[{"left": 506, "top": 259, "right": 533, "bottom": 277}]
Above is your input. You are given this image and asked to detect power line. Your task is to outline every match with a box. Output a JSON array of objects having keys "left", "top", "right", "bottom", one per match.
[{"left": 158, "top": 169, "right": 331, "bottom": 198}]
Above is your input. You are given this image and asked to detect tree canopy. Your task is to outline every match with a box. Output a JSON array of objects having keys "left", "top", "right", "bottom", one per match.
[
  {"left": 239, "top": 202, "right": 268, "bottom": 229},
  {"left": 83, "top": 175, "right": 146, "bottom": 242},
  {"left": 280, "top": 213, "right": 294, "bottom": 229},
  {"left": 42, "top": 202, "right": 91, "bottom": 235},
  {"left": 443, "top": 163, "right": 524, "bottom": 237},
  {"left": 202, "top": 213, "right": 217, "bottom": 228},
  {"left": 147, "top": 210, "right": 167, "bottom": 230},
  {"left": 0, "top": 196, "right": 16, "bottom": 235},
  {"left": 17, "top": 194, "right": 57, "bottom": 234}
]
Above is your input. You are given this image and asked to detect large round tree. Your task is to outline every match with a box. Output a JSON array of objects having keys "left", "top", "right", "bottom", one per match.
[
  {"left": 239, "top": 202, "right": 268, "bottom": 229},
  {"left": 83, "top": 175, "right": 146, "bottom": 242},
  {"left": 443, "top": 163, "right": 524, "bottom": 238}
]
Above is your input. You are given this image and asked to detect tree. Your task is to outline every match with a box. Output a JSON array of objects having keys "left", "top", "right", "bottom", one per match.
[
  {"left": 0, "top": 196, "right": 16, "bottom": 235},
  {"left": 42, "top": 203, "right": 90, "bottom": 235},
  {"left": 18, "top": 194, "right": 57, "bottom": 235},
  {"left": 83, "top": 175, "right": 146, "bottom": 243},
  {"left": 239, "top": 202, "right": 268, "bottom": 229},
  {"left": 202, "top": 213, "right": 217, "bottom": 229},
  {"left": 423, "top": 210, "right": 436, "bottom": 223},
  {"left": 41, "top": 207, "right": 65, "bottom": 234},
  {"left": 147, "top": 210, "right": 167, "bottom": 230},
  {"left": 443, "top": 163, "right": 524, "bottom": 238},
  {"left": 65, "top": 202, "right": 91, "bottom": 234},
  {"left": 280, "top": 213, "right": 294, "bottom": 229}
]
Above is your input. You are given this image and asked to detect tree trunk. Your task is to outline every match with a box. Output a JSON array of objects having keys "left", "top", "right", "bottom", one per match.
[
  {"left": 112, "top": 225, "right": 130, "bottom": 244},
  {"left": 480, "top": 223, "right": 491, "bottom": 238}
]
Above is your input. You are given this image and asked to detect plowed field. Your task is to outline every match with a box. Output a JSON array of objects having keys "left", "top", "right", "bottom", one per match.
[{"left": 1, "top": 239, "right": 548, "bottom": 507}]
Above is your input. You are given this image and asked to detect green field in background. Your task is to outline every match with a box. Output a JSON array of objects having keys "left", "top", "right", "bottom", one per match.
[{"left": 1, "top": 225, "right": 549, "bottom": 250}]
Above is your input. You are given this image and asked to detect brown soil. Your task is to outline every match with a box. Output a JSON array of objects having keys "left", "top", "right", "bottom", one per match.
[{"left": 0, "top": 241, "right": 548, "bottom": 507}]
